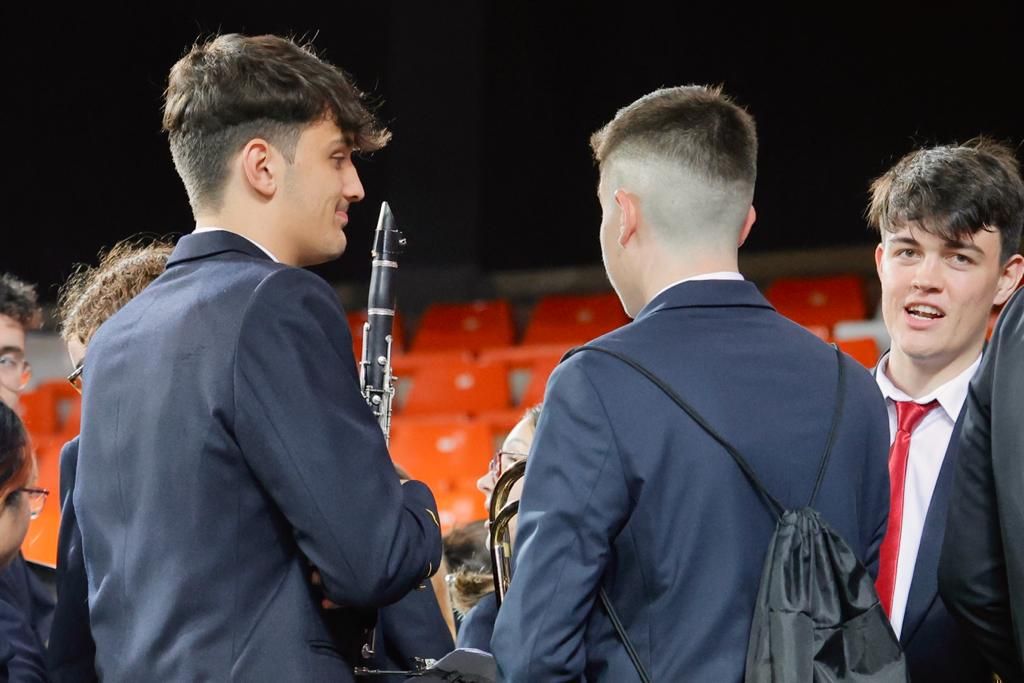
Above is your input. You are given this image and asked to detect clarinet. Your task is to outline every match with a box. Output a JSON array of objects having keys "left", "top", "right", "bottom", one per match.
[
  {"left": 360, "top": 201, "right": 406, "bottom": 444},
  {"left": 355, "top": 202, "right": 405, "bottom": 663}
]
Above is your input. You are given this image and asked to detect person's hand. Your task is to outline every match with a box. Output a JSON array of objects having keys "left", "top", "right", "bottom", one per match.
[{"left": 311, "top": 568, "right": 340, "bottom": 610}]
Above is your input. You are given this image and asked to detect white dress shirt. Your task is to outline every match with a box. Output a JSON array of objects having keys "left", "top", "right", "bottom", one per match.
[
  {"left": 193, "top": 226, "right": 280, "bottom": 263},
  {"left": 650, "top": 271, "right": 744, "bottom": 301},
  {"left": 874, "top": 353, "right": 981, "bottom": 637}
]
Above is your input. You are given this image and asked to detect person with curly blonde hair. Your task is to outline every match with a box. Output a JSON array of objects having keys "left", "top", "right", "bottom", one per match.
[{"left": 48, "top": 236, "right": 172, "bottom": 681}]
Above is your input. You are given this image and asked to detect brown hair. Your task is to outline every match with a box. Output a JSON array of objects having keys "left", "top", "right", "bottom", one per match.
[
  {"left": 0, "top": 274, "right": 41, "bottom": 330},
  {"left": 590, "top": 84, "right": 757, "bottom": 189},
  {"left": 57, "top": 237, "right": 174, "bottom": 346},
  {"left": 868, "top": 137, "right": 1024, "bottom": 262},
  {"left": 163, "top": 33, "right": 391, "bottom": 213}
]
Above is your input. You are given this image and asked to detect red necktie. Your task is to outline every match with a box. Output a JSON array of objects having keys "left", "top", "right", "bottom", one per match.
[{"left": 875, "top": 399, "right": 939, "bottom": 616}]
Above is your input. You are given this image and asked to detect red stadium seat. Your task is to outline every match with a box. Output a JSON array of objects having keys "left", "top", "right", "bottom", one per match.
[{"left": 412, "top": 300, "right": 515, "bottom": 353}]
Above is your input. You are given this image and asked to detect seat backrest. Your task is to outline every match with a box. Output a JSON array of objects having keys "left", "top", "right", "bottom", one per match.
[
  {"left": 522, "top": 292, "right": 629, "bottom": 345},
  {"left": 766, "top": 275, "right": 867, "bottom": 332},
  {"left": 399, "top": 358, "right": 510, "bottom": 416},
  {"left": 412, "top": 299, "right": 515, "bottom": 353}
]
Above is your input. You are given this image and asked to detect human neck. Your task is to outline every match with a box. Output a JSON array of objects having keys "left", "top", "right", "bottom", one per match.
[{"left": 884, "top": 344, "right": 982, "bottom": 398}]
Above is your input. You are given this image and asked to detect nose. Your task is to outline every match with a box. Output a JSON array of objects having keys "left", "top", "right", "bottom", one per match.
[
  {"left": 343, "top": 164, "right": 365, "bottom": 204},
  {"left": 911, "top": 254, "right": 943, "bottom": 292},
  {"left": 477, "top": 472, "right": 494, "bottom": 498}
]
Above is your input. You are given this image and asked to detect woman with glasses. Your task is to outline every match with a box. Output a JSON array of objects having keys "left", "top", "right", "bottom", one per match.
[
  {"left": 451, "top": 404, "right": 542, "bottom": 653},
  {"left": 1, "top": 402, "right": 49, "bottom": 680}
]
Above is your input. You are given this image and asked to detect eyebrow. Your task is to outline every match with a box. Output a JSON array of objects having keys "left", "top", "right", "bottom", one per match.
[
  {"left": 0, "top": 346, "right": 24, "bottom": 356},
  {"left": 889, "top": 235, "right": 985, "bottom": 255}
]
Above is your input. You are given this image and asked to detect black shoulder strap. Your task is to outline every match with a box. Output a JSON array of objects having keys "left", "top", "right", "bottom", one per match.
[
  {"left": 564, "top": 344, "right": 847, "bottom": 517},
  {"left": 564, "top": 344, "right": 846, "bottom": 682}
]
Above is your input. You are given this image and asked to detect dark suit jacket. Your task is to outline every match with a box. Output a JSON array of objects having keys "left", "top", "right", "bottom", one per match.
[
  {"left": 896, "top": 414, "right": 989, "bottom": 681},
  {"left": 940, "top": 287, "right": 1024, "bottom": 682},
  {"left": 456, "top": 591, "right": 497, "bottom": 653},
  {"left": 74, "top": 231, "right": 442, "bottom": 681},
  {"left": 0, "top": 555, "right": 52, "bottom": 682},
  {"left": 0, "top": 593, "right": 48, "bottom": 682},
  {"left": 492, "top": 280, "right": 891, "bottom": 682},
  {"left": 52, "top": 437, "right": 453, "bottom": 683},
  {"left": 46, "top": 436, "right": 96, "bottom": 682}
]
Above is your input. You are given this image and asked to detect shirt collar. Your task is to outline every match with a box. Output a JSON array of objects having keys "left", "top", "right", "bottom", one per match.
[
  {"left": 193, "top": 226, "right": 279, "bottom": 263},
  {"left": 649, "top": 271, "right": 744, "bottom": 303},
  {"left": 875, "top": 352, "right": 982, "bottom": 421}
]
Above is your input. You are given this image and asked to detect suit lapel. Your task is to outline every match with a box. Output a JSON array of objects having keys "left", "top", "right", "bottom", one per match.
[{"left": 899, "top": 410, "right": 966, "bottom": 647}]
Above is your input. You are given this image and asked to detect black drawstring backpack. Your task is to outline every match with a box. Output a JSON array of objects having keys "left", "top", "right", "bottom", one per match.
[{"left": 566, "top": 345, "right": 908, "bottom": 682}]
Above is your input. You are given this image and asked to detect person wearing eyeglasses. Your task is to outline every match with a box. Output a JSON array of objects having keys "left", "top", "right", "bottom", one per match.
[
  {"left": 46, "top": 238, "right": 172, "bottom": 683},
  {"left": 452, "top": 404, "right": 541, "bottom": 653},
  {"left": 1, "top": 402, "right": 48, "bottom": 681},
  {"left": 0, "top": 273, "right": 56, "bottom": 673}
]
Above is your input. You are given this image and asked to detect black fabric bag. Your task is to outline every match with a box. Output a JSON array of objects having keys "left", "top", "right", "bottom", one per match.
[{"left": 567, "top": 345, "right": 907, "bottom": 682}]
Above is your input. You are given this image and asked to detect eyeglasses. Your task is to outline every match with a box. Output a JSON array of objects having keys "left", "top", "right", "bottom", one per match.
[
  {"left": 0, "top": 353, "right": 32, "bottom": 392},
  {"left": 19, "top": 487, "right": 49, "bottom": 520},
  {"left": 489, "top": 450, "right": 529, "bottom": 480},
  {"left": 67, "top": 362, "right": 84, "bottom": 394}
]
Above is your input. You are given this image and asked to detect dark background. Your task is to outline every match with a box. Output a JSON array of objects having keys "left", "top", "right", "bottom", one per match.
[{"left": 2, "top": 2, "right": 1021, "bottom": 301}]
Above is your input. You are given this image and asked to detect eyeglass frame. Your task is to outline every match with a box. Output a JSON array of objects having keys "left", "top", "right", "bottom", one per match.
[
  {"left": 0, "top": 352, "right": 32, "bottom": 392},
  {"left": 19, "top": 487, "right": 49, "bottom": 520},
  {"left": 489, "top": 449, "right": 530, "bottom": 480},
  {"left": 67, "top": 361, "right": 84, "bottom": 394}
]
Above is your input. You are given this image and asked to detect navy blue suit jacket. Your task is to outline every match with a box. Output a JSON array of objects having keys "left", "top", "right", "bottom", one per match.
[
  {"left": 456, "top": 592, "right": 497, "bottom": 653},
  {"left": 74, "top": 231, "right": 442, "bottom": 681},
  {"left": 0, "top": 555, "right": 51, "bottom": 682},
  {"left": 492, "top": 280, "right": 891, "bottom": 682},
  {"left": 896, "top": 414, "right": 989, "bottom": 682}
]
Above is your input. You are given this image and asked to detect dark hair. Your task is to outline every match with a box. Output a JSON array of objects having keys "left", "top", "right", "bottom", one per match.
[
  {"left": 163, "top": 33, "right": 391, "bottom": 213},
  {"left": 0, "top": 403, "right": 30, "bottom": 501},
  {"left": 0, "top": 274, "right": 41, "bottom": 330},
  {"left": 590, "top": 84, "right": 757, "bottom": 189},
  {"left": 868, "top": 137, "right": 1024, "bottom": 262},
  {"left": 58, "top": 237, "right": 174, "bottom": 346},
  {"left": 443, "top": 520, "right": 493, "bottom": 616}
]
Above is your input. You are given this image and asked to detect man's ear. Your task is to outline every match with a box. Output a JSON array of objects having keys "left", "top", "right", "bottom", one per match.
[
  {"left": 240, "top": 139, "right": 277, "bottom": 199},
  {"left": 993, "top": 253, "right": 1024, "bottom": 306},
  {"left": 615, "top": 189, "right": 640, "bottom": 247},
  {"left": 737, "top": 206, "right": 756, "bottom": 247}
]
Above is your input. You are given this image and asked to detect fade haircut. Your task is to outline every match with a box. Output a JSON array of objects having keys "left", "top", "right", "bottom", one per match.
[
  {"left": 590, "top": 85, "right": 758, "bottom": 243},
  {"left": 163, "top": 33, "right": 391, "bottom": 214}
]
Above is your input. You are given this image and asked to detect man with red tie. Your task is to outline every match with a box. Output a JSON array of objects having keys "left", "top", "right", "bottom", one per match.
[{"left": 867, "top": 137, "right": 1024, "bottom": 682}]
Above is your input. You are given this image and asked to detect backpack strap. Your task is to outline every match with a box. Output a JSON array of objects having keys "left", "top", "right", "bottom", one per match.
[
  {"left": 565, "top": 345, "right": 786, "bottom": 519},
  {"left": 808, "top": 345, "right": 846, "bottom": 507},
  {"left": 599, "top": 587, "right": 652, "bottom": 683}
]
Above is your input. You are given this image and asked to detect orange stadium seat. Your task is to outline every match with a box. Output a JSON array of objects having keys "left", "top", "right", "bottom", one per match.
[
  {"left": 388, "top": 417, "right": 492, "bottom": 504},
  {"left": 398, "top": 357, "right": 510, "bottom": 416},
  {"left": 837, "top": 337, "right": 880, "bottom": 369},
  {"left": 21, "top": 435, "right": 64, "bottom": 567},
  {"left": 412, "top": 299, "right": 515, "bottom": 353},
  {"left": 766, "top": 275, "right": 867, "bottom": 332},
  {"left": 522, "top": 292, "right": 629, "bottom": 346}
]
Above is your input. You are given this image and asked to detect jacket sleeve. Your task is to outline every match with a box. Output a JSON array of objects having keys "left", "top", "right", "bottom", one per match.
[
  {"left": 491, "top": 356, "right": 632, "bottom": 681},
  {"left": 939, "top": 291, "right": 1024, "bottom": 682},
  {"left": 232, "top": 267, "right": 441, "bottom": 608}
]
